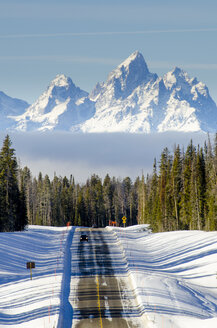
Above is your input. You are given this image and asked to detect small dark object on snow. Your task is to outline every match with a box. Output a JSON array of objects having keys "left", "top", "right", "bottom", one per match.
[
  {"left": 26, "top": 262, "right": 35, "bottom": 269},
  {"left": 80, "top": 234, "right": 88, "bottom": 242}
]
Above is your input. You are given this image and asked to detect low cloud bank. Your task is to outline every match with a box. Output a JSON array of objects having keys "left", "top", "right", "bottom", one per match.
[{"left": 1, "top": 132, "right": 208, "bottom": 182}]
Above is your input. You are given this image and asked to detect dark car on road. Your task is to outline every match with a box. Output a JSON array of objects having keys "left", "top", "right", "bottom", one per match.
[{"left": 80, "top": 234, "right": 88, "bottom": 242}]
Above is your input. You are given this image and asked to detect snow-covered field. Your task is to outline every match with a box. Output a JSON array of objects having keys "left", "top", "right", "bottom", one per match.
[
  {"left": 0, "top": 225, "right": 75, "bottom": 328},
  {"left": 1, "top": 224, "right": 217, "bottom": 327},
  {"left": 111, "top": 225, "right": 217, "bottom": 328}
]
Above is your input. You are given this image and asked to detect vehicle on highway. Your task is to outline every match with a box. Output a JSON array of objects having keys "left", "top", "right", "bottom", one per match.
[{"left": 80, "top": 234, "right": 88, "bottom": 242}]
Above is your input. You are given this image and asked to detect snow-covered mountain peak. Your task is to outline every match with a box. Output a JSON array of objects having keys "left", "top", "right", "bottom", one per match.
[
  {"left": 2, "top": 51, "right": 217, "bottom": 133},
  {"left": 163, "top": 66, "right": 210, "bottom": 100},
  {"left": 171, "top": 66, "right": 182, "bottom": 76},
  {"left": 108, "top": 51, "right": 151, "bottom": 81},
  {"left": 164, "top": 67, "right": 201, "bottom": 89},
  {"left": 117, "top": 50, "right": 148, "bottom": 71},
  {"left": 163, "top": 67, "right": 188, "bottom": 89},
  {"left": 102, "top": 51, "right": 157, "bottom": 100},
  {"left": 40, "top": 74, "right": 88, "bottom": 106},
  {"left": 9, "top": 74, "right": 93, "bottom": 131},
  {"left": 49, "top": 74, "right": 71, "bottom": 88}
]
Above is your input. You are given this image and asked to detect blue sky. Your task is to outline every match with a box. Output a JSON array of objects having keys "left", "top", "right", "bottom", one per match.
[{"left": 0, "top": 0, "right": 217, "bottom": 104}]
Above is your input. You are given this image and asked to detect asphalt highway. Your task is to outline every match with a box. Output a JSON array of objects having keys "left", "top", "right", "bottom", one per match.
[{"left": 70, "top": 228, "right": 144, "bottom": 327}]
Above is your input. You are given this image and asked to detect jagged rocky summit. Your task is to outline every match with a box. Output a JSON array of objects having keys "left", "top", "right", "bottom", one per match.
[{"left": 2, "top": 51, "right": 217, "bottom": 133}]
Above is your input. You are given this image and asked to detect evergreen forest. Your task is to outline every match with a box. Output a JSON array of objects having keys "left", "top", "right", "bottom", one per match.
[{"left": 1, "top": 134, "right": 217, "bottom": 232}]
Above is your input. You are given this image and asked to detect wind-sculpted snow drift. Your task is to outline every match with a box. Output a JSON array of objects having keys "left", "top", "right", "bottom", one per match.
[
  {"left": 2, "top": 51, "right": 217, "bottom": 133},
  {"left": 1, "top": 225, "right": 217, "bottom": 327},
  {"left": 0, "top": 225, "right": 71, "bottom": 328},
  {"left": 112, "top": 225, "right": 217, "bottom": 328}
]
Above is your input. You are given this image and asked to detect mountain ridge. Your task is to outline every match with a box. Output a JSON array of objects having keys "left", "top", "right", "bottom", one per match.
[{"left": 1, "top": 51, "right": 217, "bottom": 133}]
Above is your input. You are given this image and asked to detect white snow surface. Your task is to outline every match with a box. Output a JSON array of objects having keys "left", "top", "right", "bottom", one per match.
[
  {"left": 0, "top": 225, "right": 73, "bottom": 328},
  {"left": 1, "top": 225, "right": 217, "bottom": 327},
  {"left": 109, "top": 225, "right": 217, "bottom": 328},
  {"left": 7, "top": 51, "right": 217, "bottom": 133}
]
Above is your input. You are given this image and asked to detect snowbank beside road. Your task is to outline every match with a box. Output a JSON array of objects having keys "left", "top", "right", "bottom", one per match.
[
  {"left": 111, "top": 225, "right": 217, "bottom": 328},
  {"left": 0, "top": 225, "right": 71, "bottom": 328},
  {"left": 2, "top": 224, "right": 217, "bottom": 328}
]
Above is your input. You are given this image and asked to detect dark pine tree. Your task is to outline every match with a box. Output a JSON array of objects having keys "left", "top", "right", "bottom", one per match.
[
  {"left": 0, "top": 135, "right": 27, "bottom": 231},
  {"left": 171, "top": 145, "right": 182, "bottom": 229}
]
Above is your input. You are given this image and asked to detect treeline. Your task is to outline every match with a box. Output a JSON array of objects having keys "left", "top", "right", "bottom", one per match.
[
  {"left": 1, "top": 134, "right": 217, "bottom": 232},
  {"left": 19, "top": 170, "right": 139, "bottom": 228},
  {"left": 138, "top": 135, "right": 217, "bottom": 231},
  {"left": 20, "top": 135, "right": 217, "bottom": 232}
]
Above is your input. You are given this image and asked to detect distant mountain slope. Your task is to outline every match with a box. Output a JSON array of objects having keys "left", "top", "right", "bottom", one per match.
[
  {"left": 5, "top": 51, "right": 217, "bottom": 133},
  {"left": 10, "top": 74, "right": 95, "bottom": 132},
  {"left": 0, "top": 91, "right": 29, "bottom": 130}
]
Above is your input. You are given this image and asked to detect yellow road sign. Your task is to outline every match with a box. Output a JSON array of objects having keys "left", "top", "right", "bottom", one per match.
[{"left": 122, "top": 216, "right": 127, "bottom": 224}]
